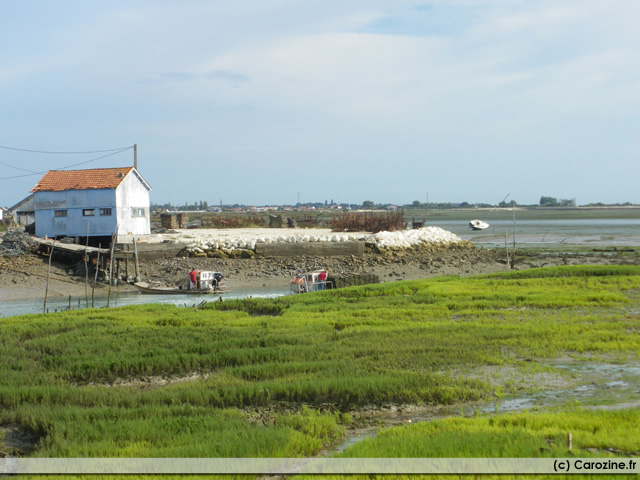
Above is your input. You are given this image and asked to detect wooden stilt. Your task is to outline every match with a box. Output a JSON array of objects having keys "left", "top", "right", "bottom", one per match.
[
  {"left": 107, "top": 228, "right": 117, "bottom": 308},
  {"left": 43, "top": 240, "right": 56, "bottom": 313},
  {"left": 92, "top": 243, "right": 101, "bottom": 308},
  {"left": 133, "top": 238, "right": 140, "bottom": 282}
]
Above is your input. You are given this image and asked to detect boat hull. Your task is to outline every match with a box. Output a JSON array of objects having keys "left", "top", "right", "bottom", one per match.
[
  {"left": 469, "top": 220, "right": 490, "bottom": 230},
  {"left": 133, "top": 282, "right": 229, "bottom": 295}
]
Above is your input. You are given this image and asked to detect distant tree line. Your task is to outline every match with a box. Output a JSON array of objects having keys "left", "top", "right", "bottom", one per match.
[
  {"left": 150, "top": 197, "right": 637, "bottom": 212},
  {"left": 151, "top": 201, "right": 210, "bottom": 211},
  {"left": 539, "top": 196, "right": 576, "bottom": 207}
]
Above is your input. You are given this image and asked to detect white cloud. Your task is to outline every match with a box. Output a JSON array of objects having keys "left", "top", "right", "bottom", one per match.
[{"left": 2, "top": 0, "right": 640, "bottom": 205}]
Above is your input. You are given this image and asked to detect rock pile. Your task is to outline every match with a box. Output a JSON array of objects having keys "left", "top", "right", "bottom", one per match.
[
  {"left": 374, "top": 227, "right": 462, "bottom": 249},
  {"left": 0, "top": 229, "right": 37, "bottom": 257},
  {"left": 179, "top": 227, "right": 462, "bottom": 258}
]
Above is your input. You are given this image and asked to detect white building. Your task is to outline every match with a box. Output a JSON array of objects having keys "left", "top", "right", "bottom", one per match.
[{"left": 31, "top": 167, "right": 152, "bottom": 239}]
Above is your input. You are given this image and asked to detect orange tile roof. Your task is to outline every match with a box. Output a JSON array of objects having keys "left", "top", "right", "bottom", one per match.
[{"left": 31, "top": 167, "right": 135, "bottom": 192}]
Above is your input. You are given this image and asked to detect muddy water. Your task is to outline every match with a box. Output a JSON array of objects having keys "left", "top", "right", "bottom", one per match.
[
  {"left": 442, "top": 219, "right": 640, "bottom": 247},
  {"left": 328, "top": 360, "right": 640, "bottom": 454},
  {"left": 0, "top": 286, "right": 290, "bottom": 318},
  {"left": 490, "top": 362, "right": 640, "bottom": 413}
]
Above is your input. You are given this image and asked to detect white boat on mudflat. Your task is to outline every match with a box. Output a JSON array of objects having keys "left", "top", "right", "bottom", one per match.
[{"left": 469, "top": 219, "right": 490, "bottom": 230}]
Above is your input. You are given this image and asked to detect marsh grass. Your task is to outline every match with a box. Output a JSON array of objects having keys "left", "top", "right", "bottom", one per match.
[
  {"left": 337, "top": 408, "right": 640, "bottom": 458},
  {"left": 1, "top": 265, "right": 639, "bottom": 458},
  {"left": 308, "top": 408, "right": 640, "bottom": 480}
]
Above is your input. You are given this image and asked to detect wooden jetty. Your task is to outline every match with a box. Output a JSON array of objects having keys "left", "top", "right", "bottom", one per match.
[
  {"left": 31, "top": 237, "right": 110, "bottom": 255},
  {"left": 31, "top": 236, "right": 141, "bottom": 284}
]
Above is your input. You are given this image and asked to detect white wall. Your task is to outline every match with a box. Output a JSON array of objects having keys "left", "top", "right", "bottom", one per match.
[
  {"left": 34, "top": 189, "right": 117, "bottom": 238},
  {"left": 115, "top": 171, "right": 151, "bottom": 235}
]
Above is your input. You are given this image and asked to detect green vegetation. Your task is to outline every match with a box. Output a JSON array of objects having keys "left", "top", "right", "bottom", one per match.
[
  {"left": 1, "top": 265, "right": 639, "bottom": 459},
  {"left": 312, "top": 409, "right": 640, "bottom": 480},
  {"left": 539, "top": 196, "right": 576, "bottom": 207},
  {"left": 338, "top": 408, "right": 640, "bottom": 458}
]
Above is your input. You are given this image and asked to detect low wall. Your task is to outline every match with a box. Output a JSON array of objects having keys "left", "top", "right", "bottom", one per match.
[
  {"left": 121, "top": 243, "right": 187, "bottom": 260},
  {"left": 255, "top": 241, "right": 365, "bottom": 257}
]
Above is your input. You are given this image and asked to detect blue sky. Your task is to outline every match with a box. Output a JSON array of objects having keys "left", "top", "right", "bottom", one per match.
[{"left": 1, "top": 0, "right": 639, "bottom": 207}]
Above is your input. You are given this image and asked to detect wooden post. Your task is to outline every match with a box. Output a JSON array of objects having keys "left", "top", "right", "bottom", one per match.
[
  {"left": 512, "top": 205, "right": 517, "bottom": 269},
  {"left": 43, "top": 240, "right": 56, "bottom": 313},
  {"left": 567, "top": 432, "right": 572, "bottom": 451},
  {"left": 107, "top": 228, "right": 117, "bottom": 308},
  {"left": 92, "top": 244, "right": 101, "bottom": 308},
  {"left": 133, "top": 237, "right": 140, "bottom": 282},
  {"left": 505, "top": 228, "right": 510, "bottom": 269},
  {"left": 84, "top": 235, "right": 90, "bottom": 308}
]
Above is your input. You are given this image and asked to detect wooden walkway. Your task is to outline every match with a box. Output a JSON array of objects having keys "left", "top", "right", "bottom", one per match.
[{"left": 31, "top": 237, "right": 110, "bottom": 255}]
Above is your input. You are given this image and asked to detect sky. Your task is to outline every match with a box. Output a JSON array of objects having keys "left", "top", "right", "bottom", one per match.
[{"left": 1, "top": 0, "right": 639, "bottom": 207}]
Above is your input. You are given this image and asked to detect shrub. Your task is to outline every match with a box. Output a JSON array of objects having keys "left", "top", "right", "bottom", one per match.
[{"left": 329, "top": 211, "right": 407, "bottom": 233}]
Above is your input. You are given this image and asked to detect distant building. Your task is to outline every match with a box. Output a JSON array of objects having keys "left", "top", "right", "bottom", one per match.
[
  {"left": 9, "top": 193, "right": 35, "bottom": 226},
  {"left": 30, "top": 167, "right": 152, "bottom": 239}
]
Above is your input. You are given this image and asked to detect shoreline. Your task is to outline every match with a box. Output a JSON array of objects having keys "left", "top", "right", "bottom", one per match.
[
  {"left": 3, "top": 220, "right": 640, "bottom": 304},
  {"left": 3, "top": 243, "right": 639, "bottom": 303}
]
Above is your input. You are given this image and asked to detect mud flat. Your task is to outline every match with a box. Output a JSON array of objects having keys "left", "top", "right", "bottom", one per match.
[
  {"left": 324, "top": 358, "right": 640, "bottom": 455},
  {"left": 2, "top": 225, "right": 640, "bottom": 303}
]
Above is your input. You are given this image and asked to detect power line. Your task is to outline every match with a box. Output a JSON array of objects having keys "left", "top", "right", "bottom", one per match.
[
  {"left": 0, "top": 172, "right": 46, "bottom": 181},
  {"left": 0, "top": 161, "right": 39, "bottom": 174},
  {"left": 56, "top": 148, "right": 132, "bottom": 170},
  {"left": 0, "top": 144, "right": 134, "bottom": 154},
  {"left": 0, "top": 147, "right": 133, "bottom": 181}
]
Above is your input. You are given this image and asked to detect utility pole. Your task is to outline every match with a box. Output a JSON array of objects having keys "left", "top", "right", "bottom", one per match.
[{"left": 134, "top": 144, "right": 138, "bottom": 170}]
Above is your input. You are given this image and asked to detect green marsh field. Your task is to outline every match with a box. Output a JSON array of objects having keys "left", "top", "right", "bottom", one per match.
[{"left": 1, "top": 265, "right": 639, "bottom": 472}]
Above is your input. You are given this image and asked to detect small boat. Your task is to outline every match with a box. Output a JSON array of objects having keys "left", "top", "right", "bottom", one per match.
[
  {"left": 134, "top": 271, "right": 229, "bottom": 295},
  {"left": 469, "top": 219, "right": 490, "bottom": 230},
  {"left": 290, "top": 270, "right": 332, "bottom": 294}
]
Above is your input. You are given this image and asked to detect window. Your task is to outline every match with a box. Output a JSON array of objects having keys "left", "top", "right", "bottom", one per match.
[
  {"left": 131, "top": 207, "right": 146, "bottom": 217},
  {"left": 83, "top": 209, "right": 95, "bottom": 216},
  {"left": 54, "top": 210, "right": 67, "bottom": 217},
  {"left": 100, "top": 208, "right": 112, "bottom": 216}
]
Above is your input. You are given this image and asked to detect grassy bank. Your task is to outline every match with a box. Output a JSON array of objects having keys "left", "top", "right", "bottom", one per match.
[
  {"left": 319, "top": 408, "right": 640, "bottom": 480},
  {"left": 338, "top": 408, "right": 640, "bottom": 458},
  {"left": 1, "top": 265, "right": 639, "bottom": 459}
]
